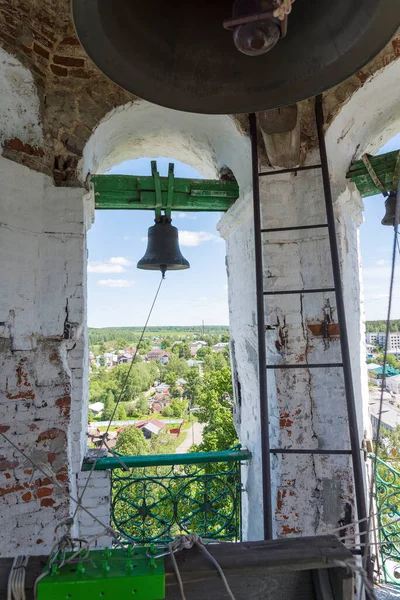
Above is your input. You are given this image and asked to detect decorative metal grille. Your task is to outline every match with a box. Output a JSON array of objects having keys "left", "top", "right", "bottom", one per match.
[
  {"left": 374, "top": 454, "right": 400, "bottom": 584},
  {"left": 110, "top": 450, "right": 248, "bottom": 544}
]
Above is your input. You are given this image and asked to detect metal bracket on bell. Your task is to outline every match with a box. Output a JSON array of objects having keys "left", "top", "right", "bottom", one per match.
[{"left": 223, "top": 1, "right": 288, "bottom": 38}]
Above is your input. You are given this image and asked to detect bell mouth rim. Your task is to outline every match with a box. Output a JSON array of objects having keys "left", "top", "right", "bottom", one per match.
[
  {"left": 137, "top": 264, "right": 190, "bottom": 271},
  {"left": 72, "top": 0, "right": 400, "bottom": 115}
]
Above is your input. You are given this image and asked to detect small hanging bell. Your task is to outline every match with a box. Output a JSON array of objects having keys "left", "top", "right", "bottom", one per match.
[
  {"left": 137, "top": 216, "right": 190, "bottom": 275},
  {"left": 381, "top": 192, "right": 397, "bottom": 227}
]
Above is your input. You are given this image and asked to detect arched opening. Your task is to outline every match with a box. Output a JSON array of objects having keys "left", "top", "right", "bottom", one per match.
[{"left": 81, "top": 101, "right": 256, "bottom": 543}]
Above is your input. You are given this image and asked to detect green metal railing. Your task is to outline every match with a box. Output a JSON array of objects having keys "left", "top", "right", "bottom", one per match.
[
  {"left": 83, "top": 448, "right": 251, "bottom": 545},
  {"left": 372, "top": 454, "right": 400, "bottom": 584}
]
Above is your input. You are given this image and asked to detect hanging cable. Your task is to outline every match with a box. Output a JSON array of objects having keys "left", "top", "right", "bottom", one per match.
[
  {"left": 73, "top": 273, "right": 165, "bottom": 520},
  {"left": 365, "top": 178, "right": 400, "bottom": 576}
]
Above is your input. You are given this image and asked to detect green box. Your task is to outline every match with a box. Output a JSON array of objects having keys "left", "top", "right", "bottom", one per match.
[{"left": 37, "top": 547, "right": 165, "bottom": 600}]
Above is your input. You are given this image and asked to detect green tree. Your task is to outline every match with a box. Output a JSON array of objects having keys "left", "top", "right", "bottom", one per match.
[
  {"left": 103, "top": 391, "right": 116, "bottom": 421},
  {"left": 115, "top": 404, "right": 127, "bottom": 420},
  {"left": 99, "top": 356, "right": 106, "bottom": 367},
  {"left": 185, "top": 367, "right": 202, "bottom": 408},
  {"left": 195, "top": 367, "right": 237, "bottom": 452},
  {"left": 136, "top": 394, "right": 149, "bottom": 416},
  {"left": 88, "top": 409, "right": 95, "bottom": 422},
  {"left": 115, "top": 426, "right": 147, "bottom": 456},
  {"left": 170, "top": 398, "right": 187, "bottom": 418},
  {"left": 149, "top": 431, "right": 176, "bottom": 455},
  {"left": 99, "top": 342, "right": 106, "bottom": 354},
  {"left": 165, "top": 355, "right": 188, "bottom": 378},
  {"left": 386, "top": 354, "right": 397, "bottom": 368}
]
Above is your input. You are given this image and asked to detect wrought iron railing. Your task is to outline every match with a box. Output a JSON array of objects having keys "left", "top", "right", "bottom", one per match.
[
  {"left": 372, "top": 454, "right": 400, "bottom": 584},
  {"left": 83, "top": 448, "right": 251, "bottom": 545}
]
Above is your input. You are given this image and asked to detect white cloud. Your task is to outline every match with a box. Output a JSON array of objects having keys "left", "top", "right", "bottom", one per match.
[
  {"left": 97, "top": 279, "right": 135, "bottom": 288},
  {"left": 177, "top": 212, "right": 198, "bottom": 220},
  {"left": 178, "top": 231, "right": 218, "bottom": 247},
  {"left": 123, "top": 236, "right": 130, "bottom": 241},
  {"left": 376, "top": 259, "right": 386, "bottom": 266},
  {"left": 141, "top": 236, "right": 148, "bottom": 243},
  {"left": 362, "top": 264, "right": 400, "bottom": 320},
  {"left": 88, "top": 257, "right": 133, "bottom": 273},
  {"left": 108, "top": 257, "right": 133, "bottom": 266}
]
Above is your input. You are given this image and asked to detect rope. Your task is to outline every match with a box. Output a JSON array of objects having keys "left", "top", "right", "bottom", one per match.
[
  {"left": 273, "top": 0, "right": 295, "bottom": 20},
  {"left": 331, "top": 559, "right": 377, "bottom": 600},
  {"left": 168, "top": 534, "right": 237, "bottom": 600},
  {"left": 7, "top": 556, "right": 28, "bottom": 600},
  {"left": 75, "top": 274, "right": 164, "bottom": 517}
]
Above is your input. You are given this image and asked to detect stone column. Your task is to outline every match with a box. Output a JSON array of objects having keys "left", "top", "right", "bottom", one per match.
[
  {"left": 220, "top": 164, "right": 367, "bottom": 541},
  {"left": 0, "top": 156, "right": 111, "bottom": 556}
]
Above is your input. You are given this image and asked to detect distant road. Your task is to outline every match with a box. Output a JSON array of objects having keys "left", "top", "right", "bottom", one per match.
[
  {"left": 91, "top": 419, "right": 183, "bottom": 427},
  {"left": 176, "top": 422, "right": 205, "bottom": 454}
]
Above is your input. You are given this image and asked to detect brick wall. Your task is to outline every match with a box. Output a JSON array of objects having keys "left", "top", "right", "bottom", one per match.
[{"left": 0, "top": 155, "right": 94, "bottom": 556}]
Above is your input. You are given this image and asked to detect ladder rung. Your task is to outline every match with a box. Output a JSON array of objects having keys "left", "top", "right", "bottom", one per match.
[
  {"left": 266, "top": 363, "right": 343, "bottom": 369},
  {"left": 261, "top": 224, "right": 328, "bottom": 233},
  {"left": 264, "top": 287, "right": 335, "bottom": 296},
  {"left": 270, "top": 449, "right": 352, "bottom": 455},
  {"left": 258, "top": 164, "right": 322, "bottom": 177}
]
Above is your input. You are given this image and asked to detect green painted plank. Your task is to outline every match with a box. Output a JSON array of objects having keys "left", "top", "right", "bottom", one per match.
[
  {"left": 346, "top": 150, "right": 400, "bottom": 198},
  {"left": 82, "top": 448, "right": 252, "bottom": 471},
  {"left": 91, "top": 174, "right": 239, "bottom": 212}
]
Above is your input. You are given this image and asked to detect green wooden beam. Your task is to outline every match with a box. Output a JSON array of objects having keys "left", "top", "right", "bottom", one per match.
[
  {"left": 346, "top": 149, "right": 400, "bottom": 198},
  {"left": 82, "top": 448, "right": 251, "bottom": 471},
  {"left": 91, "top": 171, "right": 239, "bottom": 212}
]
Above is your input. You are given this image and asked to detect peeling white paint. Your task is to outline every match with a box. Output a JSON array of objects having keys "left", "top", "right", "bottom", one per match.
[
  {"left": 0, "top": 47, "right": 42, "bottom": 147},
  {"left": 81, "top": 99, "right": 251, "bottom": 194}
]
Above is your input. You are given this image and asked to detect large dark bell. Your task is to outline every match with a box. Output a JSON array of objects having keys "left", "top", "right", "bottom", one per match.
[
  {"left": 381, "top": 193, "right": 398, "bottom": 227},
  {"left": 137, "top": 219, "right": 190, "bottom": 273},
  {"left": 72, "top": 0, "right": 399, "bottom": 114}
]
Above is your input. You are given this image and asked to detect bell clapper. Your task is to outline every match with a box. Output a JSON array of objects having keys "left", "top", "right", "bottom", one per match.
[{"left": 223, "top": 0, "right": 290, "bottom": 57}]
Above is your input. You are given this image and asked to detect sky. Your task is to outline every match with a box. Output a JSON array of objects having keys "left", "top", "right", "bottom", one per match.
[
  {"left": 359, "top": 133, "right": 400, "bottom": 321},
  {"left": 87, "top": 136, "right": 400, "bottom": 328},
  {"left": 87, "top": 157, "right": 229, "bottom": 327}
]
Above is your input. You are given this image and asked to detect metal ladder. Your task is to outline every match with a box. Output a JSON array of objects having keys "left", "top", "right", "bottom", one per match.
[{"left": 249, "top": 95, "right": 368, "bottom": 547}]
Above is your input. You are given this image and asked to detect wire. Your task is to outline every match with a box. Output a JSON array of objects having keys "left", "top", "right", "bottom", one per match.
[
  {"left": 73, "top": 274, "right": 165, "bottom": 520},
  {"left": 7, "top": 556, "right": 28, "bottom": 600},
  {"left": 365, "top": 182, "right": 399, "bottom": 578}
]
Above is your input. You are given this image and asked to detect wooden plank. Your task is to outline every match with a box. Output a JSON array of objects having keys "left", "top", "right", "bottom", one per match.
[
  {"left": 346, "top": 150, "right": 400, "bottom": 198},
  {"left": 313, "top": 568, "right": 334, "bottom": 600},
  {"left": 0, "top": 536, "right": 353, "bottom": 600},
  {"left": 91, "top": 174, "right": 239, "bottom": 212}
]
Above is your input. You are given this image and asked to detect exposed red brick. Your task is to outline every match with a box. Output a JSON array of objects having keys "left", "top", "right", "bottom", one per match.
[
  {"left": 356, "top": 70, "right": 368, "bottom": 85},
  {"left": 49, "top": 349, "right": 58, "bottom": 361},
  {"left": 0, "top": 459, "right": 19, "bottom": 471},
  {"left": 0, "top": 483, "right": 24, "bottom": 497},
  {"left": 279, "top": 418, "right": 293, "bottom": 429},
  {"left": 36, "top": 486, "right": 52, "bottom": 499},
  {"left": 33, "top": 42, "right": 49, "bottom": 59},
  {"left": 38, "top": 428, "right": 65, "bottom": 442},
  {"left": 36, "top": 539, "right": 44, "bottom": 545},
  {"left": 392, "top": 38, "right": 400, "bottom": 57},
  {"left": 0, "top": 425, "right": 10, "bottom": 433},
  {"left": 56, "top": 472, "right": 69, "bottom": 482},
  {"left": 3, "top": 138, "right": 44, "bottom": 158},
  {"left": 50, "top": 64, "right": 67, "bottom": 77},
  {"left": 6, "top": 389, "right": 35, "bottom": 400},
  {"left": 281, "top": 525, "right": 301, "bottom": 535},
  {"left": 53, "top": 55, "right": 84, "bottom": 68},
  {"left": 56, "top": 396, "right": 71, "bottom": 416},
  {"left": 59, "top": 36, "right": 80, "bottom": 46},
  {"left": 21, "top": 491, "right": 32, "bottom": 502},
  {"left": 47, "top": 452, "right": 57, "bottom": 463},
  {"left": 40, "top": 497, "right": 55, "bottom": 507},
  {"left": 24, "top": 469, "right": 33, "bottom": 475},
  {"left": 4, "top": 473, "right": 11, "bottom": 480},
  {"left": 307, "top": 323, "right": 340, "bottom": 337},
  {"left": 69, "top": 68, "right": 92, "bottom": 79}
]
